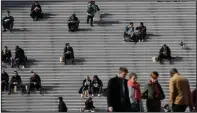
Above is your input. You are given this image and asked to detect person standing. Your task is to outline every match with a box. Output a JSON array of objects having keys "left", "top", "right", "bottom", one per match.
[
  {"left": 58, "top": 97, "right": 67, "bottom": 112},
  {"left": 141, "top": 71, "right": 165, "bottom": 112},
  {"left": 86, "top": 1, "right": 97, "bottom": 27},
  {"left": 107, "top": 67, "right": 130, "bottom": 112},
  {"left": 169, "top": 68, "right": 193, "bottom": 112}
]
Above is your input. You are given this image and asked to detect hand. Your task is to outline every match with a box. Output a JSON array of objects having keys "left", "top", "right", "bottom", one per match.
[
  {"left": 108, "top": 107, "right": 113, "bottom": 112},
  {"left": 34, "top": 82, "right": 36, "bottom": 85}
]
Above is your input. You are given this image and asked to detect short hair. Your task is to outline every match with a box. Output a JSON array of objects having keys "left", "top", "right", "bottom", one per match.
[
  {"left": 163, "top": 44, "right": 167, "bottom": 46},
  {"left": 119, "top": 67, "right": 128, "bottom": 73},
  {"left": 66, "top": 43, "right": 70, "bottom": 46},
  {"left": 35, "top": 1, "right": 39, "bottom": 3},
  {"left": 130, "top": 22, "right": 133, "bottom": 25},
  {"left": 150, "top": 71, "right": 159, "bottom": 79},
  {"left": 129, "top": 73, "right": 137, "bottom": 79},
  {"left": 140, "top": 22, "right": 144, "bottom": 26},
  {"left": 59, "top": 97, "right": 63, "bottom": 101},
  {"left": 170, "top": 68, "right": 178, "bottom": 75},
  {"left": 13, "top": 71, "right": 18, "bottom": 74},
  {"left": 4, "top": 46, "right": 8, "bottom": 49},
  {"left": 7, "top": 11, "right": 10, "bottom": 13}
]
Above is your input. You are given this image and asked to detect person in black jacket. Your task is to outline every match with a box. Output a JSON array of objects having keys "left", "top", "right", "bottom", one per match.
[
  {"left": 158, "top": 44, "right": 172, "bottom": 64},
  {"left": 30, "top": 1, "right": 43, "bottom": 21},
  {"left": 81, "top": 97, "right": 95, "bottom": 112},
  {"left": 68, "top": 13, "right": 80, "bottom": 32},
  {"left": 58, "top": 97, "right": 68, "bottom": 112},
  {"left": 79, "top": 76, "right": 92, "bottom": 98},
  {"left": 136, "top": 22, "right": 146, "bottom": 42},
  {"left": 107, "top": 67, "right": 130, "bottom": 112},
  {"left": 63, "top": 43, "right": 75, "bottom": 65},
  {"left": 1, "top": 70, "right": 9, "bottom": 92},
  {"left": 2, "top": 11, "right": 14, "bottom": 32},
  {"left": 8, "top": 71, "right": 24, "bottom": 95},
  {"left": 2, "top": 46, "right": 12, "bottom": 63},
  {"left": 28, "top": 71, "right": 42, "bottom": 95},
  {"left": 15, "top": 46, "right": 27, "bottom": 69},
  {"left": 91, "top": 75, "right": 103, "bottom": 97}
]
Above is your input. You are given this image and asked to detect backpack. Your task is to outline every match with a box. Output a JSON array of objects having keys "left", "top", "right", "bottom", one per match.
[{"left": 87, "top": 3, "right": 95, "bottom": 14}]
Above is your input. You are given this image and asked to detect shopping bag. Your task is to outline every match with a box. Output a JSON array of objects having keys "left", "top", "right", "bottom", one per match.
[
  {"left": 94, "top": 11, "right": 100, "bottom": 21},
  {"left": 60, "top": 56, "right": 64, "bottom": 63},
  {"left": 152, "top": 56, "right": 158, "bottom": 62}
]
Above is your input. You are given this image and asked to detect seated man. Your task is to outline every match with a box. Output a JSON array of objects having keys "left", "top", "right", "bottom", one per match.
[
  {"left": 91, "top": 75, "right": 103, "bottom": 97},
  {"left": 68, "top": 13, "right": 80, "bottom": 32},
  {"left": 2, "top": 11, "right": 14, "bottom": 32},
  {"left": 8, "top": 71, "right": 24, "bottom": 95},
  {"left": 158, "top": 44, "right": 172, "bottom": 64},
  {"left": 30, "top": 1, "right": 43, "bottom": 21},
  {"left": 81, "top": 97, "right": 95, "bottom": 112},
  {"left": 123, "top": 22, "right": 137, "bottom": 42},
  {"left": 28, "top": 71, "right": 42, "bottom": 95},
  {"left": 136, "top": 22, "right": 147, "bottom": 42},
  {"left": 15, "top": 46, "right": 27, "bottom": 69},
  {"left": 63, "top": 43, "right": 75, "bottom": 65},
  {"left": 1, "top": 70, "right": 9, "bottom": 92},
  {"left": 2, "top": 46, "right": 13, "bottom": 66}
]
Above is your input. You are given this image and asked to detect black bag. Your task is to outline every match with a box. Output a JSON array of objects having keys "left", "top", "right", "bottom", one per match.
[{"left": 130, "top": 101, "right": 140, "bottom": 112}]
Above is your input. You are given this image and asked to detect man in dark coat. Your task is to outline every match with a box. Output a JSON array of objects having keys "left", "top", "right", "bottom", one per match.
[
  {"left": 58, "top": 97, "right": 68, "bottom": 112},
  {"left": 158, "top": 44, "right": 172, "bottom": 64},
  {"left": 136, "top": 22, "right": 146, "bottom": 42},
  {"left": 1, "top": 70, "right": 9, "bottom": 92},
  {"left": 2, "top": 11, "right": 14, "bottom": 32},
  {"left": 28, "top": 71, "right": 42, "bottom": 95},
  {"left": 63, "top": 43, "right": 75, "bottom": 65},
  {"left": 107, "top": 67, "right": 130, "bottom": 112},
  {"left": 68, "top": 13, "right": 80, "bottom": 32},
  {"left": 30, "top": 1, "right": 42, "bottom": 21},
  {"left": 8, "top": 71, "right": 24, "bottom": 95},
  {"left": 15, "top": 46, "right": 27, "bottom": 69},
  {"left": 2, "top": 46, "right": 12, "bottom": 63}
]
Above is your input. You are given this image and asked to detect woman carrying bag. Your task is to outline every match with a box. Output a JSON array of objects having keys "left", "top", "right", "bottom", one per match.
[{"left": 127, "top": 73, "right": 144, "bottom": 112}]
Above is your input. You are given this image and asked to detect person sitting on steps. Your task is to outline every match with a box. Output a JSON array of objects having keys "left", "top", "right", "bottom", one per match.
[
  {"left": 30, "top": 1, "right": 43, "bottom": 21},
  {"left": 79, "top": 76, "right": 92, "bottom": 98},
  {"left": 91, "top": 75, "right": 103, "bottom": 97},
  {"left": 136, "top": 22, "right": 146, "bottom": 42},
  {"left": 123, "top": 22, "right": 137, "bottom": 42},
  {"left": 2, "top": 11, "right": 14, "bottom": 32},
  {"left": 68, "top": 13, "right": 80, "bottom": 32},
  {"left": 63, "top": 43, "right": 75, "bottom": 65},
  {"left": 8, "top": 71, "right": 25, "bottom": 95},
  {"left": 2, "top": 46, "right": 14, "bottom": 67},
  {"left": 81, "top": 97, "right": 95, "bottom": 112},
  {"left": 28, "top": 71, "right": 43, "bottom": 95},
  {"left": 15, "top": 46, "right": 27, "bottom": 69},
  {"left": 158, "top": 44, "right": 172, "bottom": 64},
  {"left": 1, "top": 69, "right": 9, "bottom": 92}
]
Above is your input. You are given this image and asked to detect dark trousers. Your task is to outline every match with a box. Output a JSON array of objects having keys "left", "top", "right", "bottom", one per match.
[
  {"left": 139, "top": 34, "right": 146, "bottom": 41},
  {"left": 1, "top": 81, "right": 9, "bottom": 91},
  {"left": 123, "top": 32, "right": 137, "bottom": 42},
  {"left": 28, "top": 83, "right": 42, "bottom": 94},
  {"left": 64, "top": 53, "right": 74, "bottom": 64},
  {"left": 68, "top": 22, "right": 79, "bottom": 31},
  {"left": 9, "top": 83, "right": 25, "bottom": 94},
  {"left": 158, "top": 54, "right": 172, "bottom": 63},
  {"left": 91, "top": 86, "right": 102, "bottom": 95},
  {"left": 15, "top": 57, "right": 27, "bottom": 68},
  {"left": 30, "top": 11, "right": 42, "bottom": 19},
  {"left": 3, "top": 22, "right": 13, "bottom": 31},
  {"left": 87, "top": 15, "right": 94, "bottom": 26},
  {"left": 172, "top": 104, "right": 187, "bottom": 112},
  {"left": 146, "top": 100, "right": 161, "bottom": 112}
]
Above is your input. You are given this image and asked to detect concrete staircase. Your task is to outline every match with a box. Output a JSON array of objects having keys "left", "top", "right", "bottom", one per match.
[{"left": 1, "top": 1, "right": 196, "bottom": 112}]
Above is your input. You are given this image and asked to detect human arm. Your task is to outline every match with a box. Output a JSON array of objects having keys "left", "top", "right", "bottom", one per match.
[{"left": 169, "top": 79, "right": 175, "bottom": 105}]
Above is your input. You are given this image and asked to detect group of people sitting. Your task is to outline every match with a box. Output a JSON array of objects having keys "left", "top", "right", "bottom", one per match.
[
  {"left": 79, "top": 75, "right": 103, "bottom": 98},
  {"left": 124, "top": 22, "right": 147, "bottom": 43},
  {"left": 2, "top": 46, "right": 27, "bottom": 69},
  {"left": 1, "top": 70, "right": 43, "bottom": 95}
]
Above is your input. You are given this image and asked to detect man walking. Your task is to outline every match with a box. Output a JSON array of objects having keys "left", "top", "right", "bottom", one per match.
[
  {"left": 107, "top": 67, "right": 130, "bottom": 112},
  {"left": 169, "top": 68, "right": 193, "bottom": 112}
]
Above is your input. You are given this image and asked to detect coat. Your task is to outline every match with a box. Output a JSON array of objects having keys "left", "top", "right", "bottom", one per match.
[
  {"left": 142, "top": 80, "right": 165, "bottom": 112},
  {"left": 64, "top": 47, "right": 74, "bottom": 58},
  {"left": 58, "top": 100, "right": 67, "bottom": 112},
  {"left": 159, "top": 46, "right": 171, "bottom": 56},
  {"left": 15, "top": 48, "right": 25, "bottom": 59},
  {"left": 91, "top": 79, "right": 103, "bottom": 88},
  {"left": 11, "top": 75, "right": 22, "bottom": 84},
  {"left": 107, "top": 76, "right": 131, "bottom": 112},
  {"left": 31, "top": 4, "right": 42, "bottom": 12},
  {"left": 2, "top": 16, "right": 14, "bottom": 24},
  {"left": 2, "top": 72, "right": 9, "bottom": 83},
  {"left": 30, "top": 74, "right": 41, "bottom": 85}
]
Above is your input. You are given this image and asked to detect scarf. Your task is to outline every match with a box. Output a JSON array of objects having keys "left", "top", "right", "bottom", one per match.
[
  {"left": 149, "top": 80, "right": 160, "bottom": 97},
  {"left": 128, "top": 80, "right": 141, "bottom": 101}
]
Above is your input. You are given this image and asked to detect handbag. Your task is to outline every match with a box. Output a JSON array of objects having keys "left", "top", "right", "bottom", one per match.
[{"left": 60, "top": 56, "right": 64, "bottom": 63}]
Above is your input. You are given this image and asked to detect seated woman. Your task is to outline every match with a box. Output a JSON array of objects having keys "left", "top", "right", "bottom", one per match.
[
  {"left": 68, "top": 13, "right": 80, "bottom": 32},
  {"left": 91, "top": 75, "right": 103, "bottom": 97},
  {"left": 30, "top": 1, "right": 43, "bottom": 21},
  {"left": 80, "top": 97, "right": 95, "bottom": 112},
  {"left": 2, "top": 11, "right": 14, "bottom": 32},
  {"left": 79, "top": 76, "right": 92, "bottom": 98}
]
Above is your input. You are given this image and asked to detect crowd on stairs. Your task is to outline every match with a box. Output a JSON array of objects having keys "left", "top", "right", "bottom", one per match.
[{"left": 1, "top": 0, "right": 196, "bottom": 112}]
